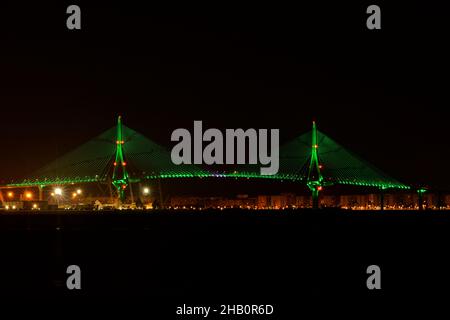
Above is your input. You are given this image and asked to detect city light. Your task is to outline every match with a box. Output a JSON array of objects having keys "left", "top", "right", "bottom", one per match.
[
  {"left": 72, "top": 192, "right": 77, "bottom": 198},
  {"left": 33, "top": 204, "right": 38, "bottom": 209},
  {"left": 25, "top": 192, "right": 33, "bottom": 199},
  {"left": 76, "top": 189, "right": 82, "bottom": 195},
  {"left": 54, "top": 188, "right": 63, "bottom": 196},
  {"left": 7, "top": 191, "right": 13, "bottom": 198},
  {"left": 143, "top": 187, "right": 150, "bottom": 195}
]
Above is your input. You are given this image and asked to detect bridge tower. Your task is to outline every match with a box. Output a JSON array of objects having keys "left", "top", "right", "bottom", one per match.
[
  {"left": 112, "top": 116, "right": 129, "bottom": 202},
  {"left": 307, "top": 121, "right": 324, "bottom": 209}
]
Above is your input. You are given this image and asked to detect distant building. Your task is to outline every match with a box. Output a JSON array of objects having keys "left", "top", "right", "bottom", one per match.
[{"left": 166, "top": 192, "right": 450, "bottom": 210}]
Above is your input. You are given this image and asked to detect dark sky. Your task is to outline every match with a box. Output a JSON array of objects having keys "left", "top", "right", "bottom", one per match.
[{"left": 0, "top": 2, "right": 449, "bottom": 189}]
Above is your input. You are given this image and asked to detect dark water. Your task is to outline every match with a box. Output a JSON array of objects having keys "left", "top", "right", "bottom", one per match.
[{"left": 0, "top": 209, "right": 449, "bottom": 315}]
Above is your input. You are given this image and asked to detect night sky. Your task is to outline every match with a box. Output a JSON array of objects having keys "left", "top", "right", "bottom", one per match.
[{"left": 0, "top": 2, "right": 449, "bottom": 189}]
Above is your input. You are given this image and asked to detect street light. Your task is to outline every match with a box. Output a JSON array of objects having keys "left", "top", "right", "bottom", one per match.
[
  {"left": 25, "top": 192, "right": 33, "bottom": 199},
  {"left": 53, "top": 187, "right": 63, "bottom": 207},
  {"left": 7, "top": 191, "right": 13, "bottom": 198},
  {"left": 76, "top": 189, "right": 82, "bottom": 195},
  {"left": 143, "top": 187, "right": 150, "bottom": 195}
]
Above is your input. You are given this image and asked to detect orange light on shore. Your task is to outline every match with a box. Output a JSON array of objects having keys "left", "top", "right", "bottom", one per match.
[
  {"left": 25, "top": 192, "right": 33, "bottom": 199},
  {"left": 7, "top": 191, "right": 13, "bottom": 198}
]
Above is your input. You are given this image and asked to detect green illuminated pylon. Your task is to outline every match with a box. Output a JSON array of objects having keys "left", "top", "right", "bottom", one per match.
[
  {"left": 307, "top": 121, "right": 323, "bottom": 209},
  {"left": 112, "top": 116, "right": 129, "bottom": 201}
]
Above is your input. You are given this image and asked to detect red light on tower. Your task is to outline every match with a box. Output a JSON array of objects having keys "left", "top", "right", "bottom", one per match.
[
  {"left": 113, "top": 162, "right": 117, "bottom": 166},
  {"left": 122, "top": 162, "right": 127, "bottom": 166},
  {"left": 317, "top": 186, "right": 323, "bottom": 191}
]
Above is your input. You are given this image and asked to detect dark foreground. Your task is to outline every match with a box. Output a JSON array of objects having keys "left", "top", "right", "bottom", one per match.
[{"left": 1, "top": 209, "right": 449, "bottom": 315}]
